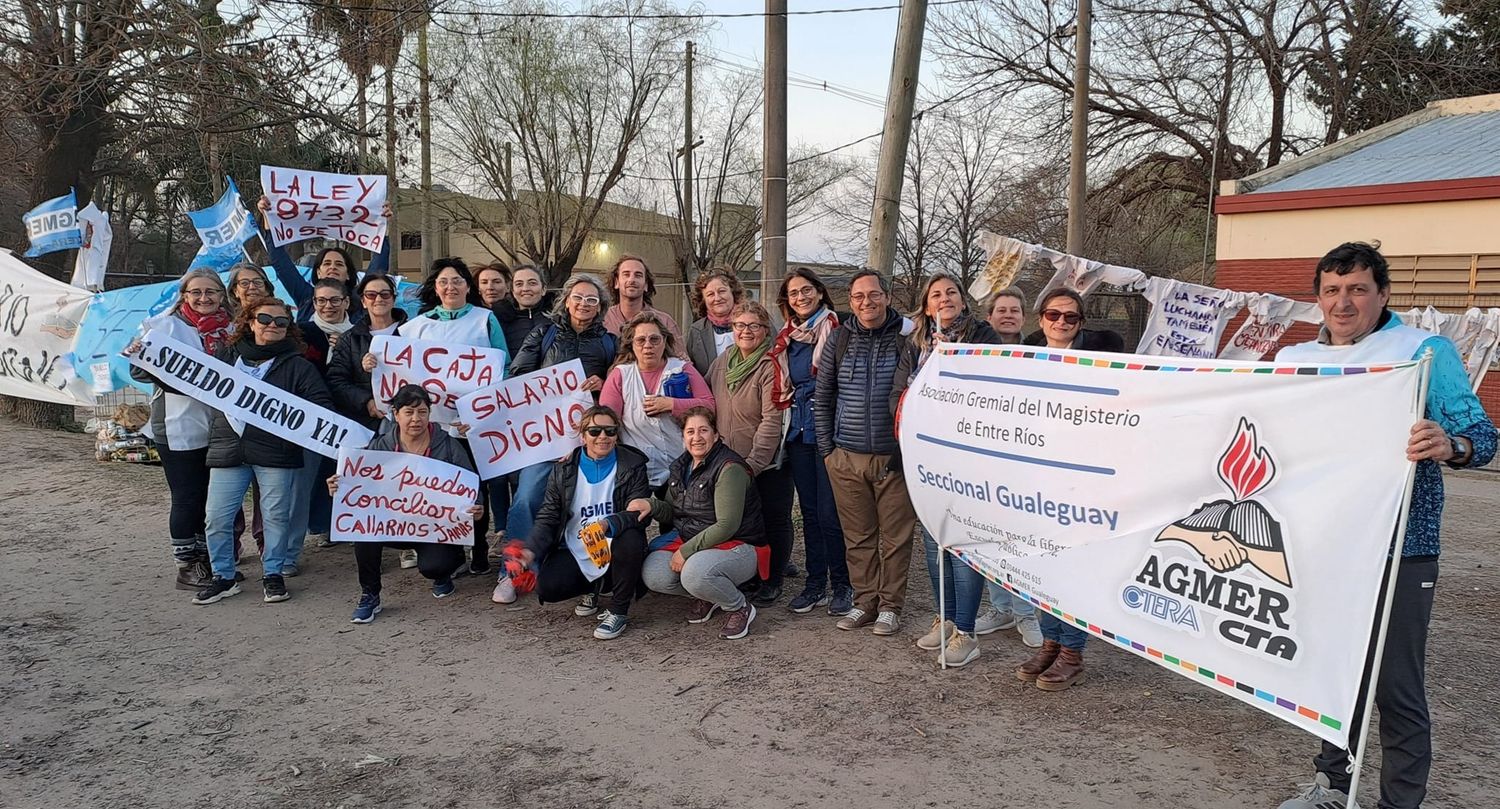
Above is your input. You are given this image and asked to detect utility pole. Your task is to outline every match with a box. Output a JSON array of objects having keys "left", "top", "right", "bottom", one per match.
[
  {"left": 418, "top": 6, "right": 434, "bottom": 273},
  {"left": 762, "top": 0, "right": 788, "bottom": 302},
  {"left": 866, "top": 0, "right": 928, "bottom": 276},
  {"left": 384, "top": 48, "right": 399, "bottom": 274},
  {"left": 1066, "top": 0, "right": 1092, "bottom": 256},
  {"left": 678, "top": 41, "right": 700, "bottom": 274}
]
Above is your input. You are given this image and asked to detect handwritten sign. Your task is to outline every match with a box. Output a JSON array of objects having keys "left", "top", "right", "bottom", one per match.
[
  {"left": 332, "top": 447, "right": 479, "bottom": 545},
  {"left": 1220, "top": 294, "right": 1324, "bottom": 362},
  {"left": 260, "top": 165, "right": 387, "bottom": 250},
  {"left": 370, "top": 334, "right": 508, "bottom": 424},
  {"left": 0, "top": 249, "right": 95, "bottom": 405},
  {"left": 456, "top": 359, "right": 593, "bottom": 479},
  {"left": 1136, "top": 278, "right": 1246, "bottom": 359},
  {"left": 128, "top": 328, "right": 374, "bottom": 458}
]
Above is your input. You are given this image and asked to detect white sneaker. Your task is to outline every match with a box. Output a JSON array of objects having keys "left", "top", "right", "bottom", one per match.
[
  {"left": 1277, "top": 773, "right": 1357, "bottom": 809},
  {"left": 974, "top": 605, "right": 1018, "bottom": 635},
  {"left": 398, "top": 549, "right": 418, "bottom": 569},
  {"left": 491, "top": 575, "right": 517, "bottom": 604},
  {"left": 872, "top": 610, "right": 900, "bottom": 636},
  {"left": 1016, "top": 615, "right": 1043, "bottom": 647},
  {"left": 941, "top": 631, "right": 980, "bottom": 667}
]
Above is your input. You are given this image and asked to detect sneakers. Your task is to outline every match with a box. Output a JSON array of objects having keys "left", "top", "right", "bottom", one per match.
[
  {"left": 351, "top": 592, "right": 382, "bottom": 624},
  {"left": 872, "top": 610, "right": 900, "bottom": 636},
  {"left": 916, "top": 618, "right": 956, "bottom": 651},
  {"left": 751, "top": 583, "right": 783, "bottom": 607},
  {"left": 398, "top": 549, "right": 418, "bottom": 569},
  {"left": 1277, "top": 774, "right": 1358, "bottom": 809},
  {"left": 574, "top": 592, "right": 599, "bottom": 617},
  {"left": 827, "top": 586, "right": 854, "bottom": 617},
  {"left": 720, "top": 603, "right": 757, "bottom": 640},
  {"left": 787, "top": 587, "right": 829, "bottom": 614},
  {"left": 491, "top": 575, "right": 517, "bottom": 604},
  {"left": 941, "top": 631, "right": 980, "bottom": 667},
  {"left": 467, "top": 552, "right": 492, "bottom": 576},
  {"left": 686, "top": 600, "right": 720, "bottom": 624},
  {"left": 282, "top": 562, "right": 300, "bottom": 578},
  {"left": 432, "top": 578, "right": 456, "bottom": 598},
  {"left": 836, "top": 607, "right": 874, "bottom": 631},
  {"left": 261, "top": 575, "right": 290, "bottom": 603},
  {"left": 311, "top": 532, "right": 332, "bottom": 548},
  {"left": 192, "top": 576, "right": 241, "bottom": 605},
  {"left": 973, "top": 606, "right": 1017, "bottom": 635},
  {"left": 594, "top": 611, "right": 629, "bottom": 640},
  {"left": 1017, "top": 615, "right": 1043, "bottom": 648}
]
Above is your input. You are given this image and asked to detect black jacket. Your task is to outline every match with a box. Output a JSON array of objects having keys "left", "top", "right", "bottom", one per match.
[
  {"left": 665, "top": 440, "right": 765, "bottom": 546},
  {"left": 509, "top": 313, "right": 616, "bottom": 380},
  {"left": 523, "top": 444, "right": 652, "bottom": 560},
  {"left": 365, "top": 425, "right": 476, "bottom": 480},
  {"left": 1023, "top": 327, "right": 1126, "bottom": 352},
  {"left": 205, "top": 341, "right": 336, "bottom": 469},
  {"left": 495, "top": 293, "right": 557, "bottom": 360},
  {"left": 326, "top": 313, "right": 408, "bottom": 431},
  {"left": 813, "top": 307, "right": 914, "bottom": 458}
]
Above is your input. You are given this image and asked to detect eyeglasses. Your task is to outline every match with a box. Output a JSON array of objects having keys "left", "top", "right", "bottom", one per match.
[
  {"left": 569, "top": 294, "right": 601, "bottom": 306},
  {"left": 313, "top": 296, "right": 347, "bottom": 306},
  {"left": 786, "top": 286, "right": 818, "bottom": 299},
  {"left": 584, "top": 425, "right": 619, "bottom": 438},
  {"left": 254, "top": 313, "right": 292, "bottom": 328},
  {"left": 633, "top": 335, "right": 664, "bottom": 346},
  {"left": 234, "top": 278, "right": 266, "bottom": 289},
  {"left": 849, "top": 291, "right": 886, "bottom": 304},
  {"left": 184, "top": 289, "right": 222, "bottom": 298},
  {"left": 731, "top": 322, "right": 767, "bottom": 333},
  {"left": 362, "top": 290, "right": 394, "bottom": 301},
  {"left": 435, "top": 278, "right": 468, "bottom": 288},
  {"left": 1041, "top": 309, "right": 1083, "bottom": 325}
]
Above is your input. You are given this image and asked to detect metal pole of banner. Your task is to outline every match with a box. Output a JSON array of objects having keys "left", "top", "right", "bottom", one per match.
[
  {"left": 937, "top": 533, "right": 948, "bottom": 670},
  {"left": 1346, "top": 350, "right": 1432, "bottom": 804}
]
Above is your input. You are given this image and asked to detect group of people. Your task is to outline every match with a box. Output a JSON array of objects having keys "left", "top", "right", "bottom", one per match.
[{"left": 126, "top": 234, "right": 1495, "bottom": 809}]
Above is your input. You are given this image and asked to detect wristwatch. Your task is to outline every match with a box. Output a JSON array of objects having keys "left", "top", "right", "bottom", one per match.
[{"left": 1448, "top": 435, "right": 1473, "bottom": 467}]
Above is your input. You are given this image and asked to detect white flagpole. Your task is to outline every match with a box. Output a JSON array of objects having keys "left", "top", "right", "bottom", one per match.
[{"left": 1346, "top": 349, "right": 1432, "bottom": 803}]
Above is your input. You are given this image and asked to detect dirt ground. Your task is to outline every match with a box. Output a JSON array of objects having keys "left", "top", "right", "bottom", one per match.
[{"left": 2, "top": 419, "right": 1498, "bottom": 809}]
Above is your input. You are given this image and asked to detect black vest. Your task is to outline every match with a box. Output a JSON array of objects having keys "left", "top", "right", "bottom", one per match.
[{"left": 666, "top": 441, "right": 766, "bottom": 545}]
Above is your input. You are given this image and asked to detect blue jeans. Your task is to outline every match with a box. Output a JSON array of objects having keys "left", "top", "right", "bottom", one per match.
[
  {"left": 285, "top": 449, "right": 330, "bottom": 563},
  {"left": 785, "top": 440, "right": 849, "bottom": 592},
  {"left": 486, "top": 472, "right": 514, "bottom": 535},
  {"left": 205, "top": 465, "right": 297, "bottom": 579},
  {"left": 986, "top": 580, "right": 1036, "bottom": 619},
  {"left": 922, "top": 528, "right": 984, "bottom": 633},
  {"left": 1039, "top": 611, "right": 1087, "bottom": 651},
  {"left": 504, "top": 461, "right": 552, "bottom": 553}
]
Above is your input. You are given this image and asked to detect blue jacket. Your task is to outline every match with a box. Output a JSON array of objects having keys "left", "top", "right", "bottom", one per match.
[
  {"left": 784, "top": 340, "right": 818, "bottom": 445},
  {"left": 813, "top": 307, "right": 914, "bottom": 457}
]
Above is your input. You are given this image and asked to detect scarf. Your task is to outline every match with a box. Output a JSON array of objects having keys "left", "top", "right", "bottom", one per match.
[
  {"left": 178, "top": 305, "right": 233, "bottom": 356},
  {"left": 311, "top": 311, "right": 355, "bottom": 337},
  {"left": 725, "top": 336, "right": 771, "bottom": 392},
  {"left": 706, "top": 311, "right": 732, "bottom": 331},
  {"left": 920, "top": 310, "right": 977, "bottom": 366},
  {"left": 768, "top": 307, "right": 837, "bottom": 409},
  {"left": 236, "top": 337, "right": 299, "bottom": 363}
]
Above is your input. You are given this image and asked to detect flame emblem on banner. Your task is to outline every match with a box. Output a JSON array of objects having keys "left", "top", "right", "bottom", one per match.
[{"left": 1218, "top": 417, "right": 1276, "bottom": 502}]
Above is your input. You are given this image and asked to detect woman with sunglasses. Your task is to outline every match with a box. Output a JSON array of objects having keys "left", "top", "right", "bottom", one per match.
[
  {"left": 600, "top": 311, "right": 714, "bottom": 492},
  {"left": 510, "top": 405, "right": 652, "bottom": 639},
  {"left": 192, "top": 298, "right": 335, "bottom": 606},
  {"left": 707, "top": 301, "right": 794, "bottom": 607},
  {"left": 1023, "top": 288, "right": 1125, "bottom": 352},
  {"left": 126, "top": 269, "right": 236, "bottom": 590},
  {"left": 256, "top": 196, "right": 390, "bottom": 324},
  {"left": 328, "top": 274, "right": 407, "bottom": 432}
]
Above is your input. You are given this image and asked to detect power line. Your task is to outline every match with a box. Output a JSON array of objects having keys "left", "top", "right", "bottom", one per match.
[{"left": 258, "top": 0, "right": 978, "bottom": 20}]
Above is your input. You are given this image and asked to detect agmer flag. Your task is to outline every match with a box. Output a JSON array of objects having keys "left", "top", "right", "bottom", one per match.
[
  {"left": 23, "top": 189, "right": 82, "bottom": 257},
  {"left": 185, "top": 177, "right": 256, "bottom": 272},
  {"left": 899, "top": 345, "right": 1424, "bottom": 746}
]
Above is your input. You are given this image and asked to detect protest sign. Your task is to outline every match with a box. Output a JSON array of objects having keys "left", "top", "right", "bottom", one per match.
[
  {"left": 1219, "top": 294, "right": 1323, "bottom": 361},
  {"left": 332, "top": 447, "right": 479, "bottom": 546},
  {"left": 1136, "top": 277, "right": 1247, "bottom": 359},
  {"left": 370, "top": 334, "right": 508, "bottom": 423},
  {"left": 260, "top": 165, "right": 387, "bottom": 250},
  {"left": 128, "top": 328, "right": 373, "bottom": 457},
  {"left": 70, "top": 202, "right": 112, "bottom": 291},
  {"left": 185, "top": 178, "right": 256, "bottom": 272},
  {"left": 899, "top": 345, "right": 1423, "bottom": 746},
  {"left": 23, "top": 189, "right": 82, "bottom": 258},
  {"left": 0, "top": 249, "right": 95, "bottom": 405},
  {"left": 456, "top": 359, "right": 592, "bottom": 479}
]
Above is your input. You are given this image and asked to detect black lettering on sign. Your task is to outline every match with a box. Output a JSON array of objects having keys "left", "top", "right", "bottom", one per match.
[{"left": 0, "top": 283, "right": 31, "bottom": 337}]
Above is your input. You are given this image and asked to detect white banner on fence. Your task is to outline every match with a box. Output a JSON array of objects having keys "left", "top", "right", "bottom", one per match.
[
  {"left": 369, "top": 334, "right": 507, "bottom": 424},
  {"left": 259, "top": 165, "right": 388, "bottom": 250},
  {"left": 456, "top": 359, "right": 592, "bottom": 480},
  {"left": 0, "top": 249, "right": 95, "bottom": 405},
  {"left": 899, "top": 345, "right": 1423, "bottom": 746},
  {"left": 332, "top": 447, "right": 479, "bottom": 546},
  {"left": 128, "top": 329, "right": 374, "bottom": 458}
]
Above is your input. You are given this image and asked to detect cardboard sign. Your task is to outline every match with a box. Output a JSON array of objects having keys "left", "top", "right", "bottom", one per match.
[
  {"left": 260, "top": 165, "right": 387, "bottom": 250},
  {"left": 456, "top": 359, "right": 593, "bottom": 479},
  {"left": 370, "top": 334, "right": 508, "bottom": 424},
  {"left": 332, "top": 447, "right": 480, "bottom": 545}
]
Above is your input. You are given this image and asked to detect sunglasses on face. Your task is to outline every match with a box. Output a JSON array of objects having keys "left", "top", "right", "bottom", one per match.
[
  {"left": 633, "top": 335, "right": 664, "bottom": 346},
  {"left": 584, "top": 425, "right": 619, "bottom": 437},
  {"left": 1041, "top": 309, "right": 1083, "bottom": 325},
  {"left": 255, "top": 313, "right": 292, "bottom": 328},
  {"left": 362, "top": 290, "right": 394, "bottom": 301}
]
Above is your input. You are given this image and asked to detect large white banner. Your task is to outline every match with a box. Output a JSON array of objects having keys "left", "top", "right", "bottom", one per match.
[
  {"left": 456, "top": 359, "right": 592, "bottom": 480},
  {"left": 128, "top": 329, "right": 374, "bottom": 458},
  {"left": 260, "top": 165, "right": 388, "bottom": 250},
  {"left": 900, "top": 345, "right": 1423, "bottom": 745},
  {"left": 0, "top": 249, "right": 95, "bottom": 405},
  {"left": 370, "top": 334, "right": 507, "bottom": 424},
  {"left": 332, "top": 447, "right": 479, "bottom": 546}
]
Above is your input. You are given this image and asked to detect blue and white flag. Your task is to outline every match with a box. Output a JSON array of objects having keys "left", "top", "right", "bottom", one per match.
[
  {"left": 22, "top": 189, "right": 82, "bottom": 257},
  {"left": 185, "top": 177, "right": 255, "bottom": 272}
]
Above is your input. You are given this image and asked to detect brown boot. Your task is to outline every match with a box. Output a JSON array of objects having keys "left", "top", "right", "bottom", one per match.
[
  {"left": 1015, "top": 639, "right": 1061, "bottom": 682},
  {"left": 175, "top": 554, "right": 213, "bottom": 591},
  {"left": 1035, "top": 646, "right": 1085, "bottom": 691}
]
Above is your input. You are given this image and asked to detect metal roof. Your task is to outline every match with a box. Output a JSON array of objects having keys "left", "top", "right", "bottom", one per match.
[{"left": 1254, "top": 110, "right": 1500, "bottom": 193}]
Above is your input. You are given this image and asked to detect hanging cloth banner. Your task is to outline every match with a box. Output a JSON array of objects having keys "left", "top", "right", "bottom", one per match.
[
  {"left": 1135, "top": 277, "right": 1248, "bottom": 359},
  {"left": 455, "top": 359, "right": 593, "bottom": 480},
  {"left": 70, "top": 202, "right": 113, "bottom": 291},
  {"left": 22, "top": 189, "right": 82, "bottom": 258},
  {"left": 1397, "top": 307, "right": 1500, "bottom": 392},
  {"left": 259, "top": 165, "right": 388, "bottom": 250},
  {"left": 0, "top": 249, "right": 95, "bottom": 405},
  {"left": 968, "top": 230, "right": 1148, "bottom": 303},
  {"left": 332, "top": 447, "right": 480, "bottom": 546},
  {"left": 128, "top": 328, "right": 374, "bottom": 458},
  {"left": 185, "top": 177, "right": 257, "bottom": 272},
  {"left": 1218, "top": 293, "right": 1324, "bottom": 362},
  {"left": 369, "top": 334, "right": 508, "bottom": 424},
  {"left": 899, "top": 344, "right": 1423, "bottom": 746}
]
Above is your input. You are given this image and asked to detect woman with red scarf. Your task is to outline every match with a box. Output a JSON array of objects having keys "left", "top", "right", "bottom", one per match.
[{"left": 128, "top": 269, "right": 237, "bottom": 590}]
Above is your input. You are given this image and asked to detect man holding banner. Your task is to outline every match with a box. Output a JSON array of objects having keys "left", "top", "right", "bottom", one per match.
[{"left": 1277, "top": 243, "right": 1495, "bottom": 809}]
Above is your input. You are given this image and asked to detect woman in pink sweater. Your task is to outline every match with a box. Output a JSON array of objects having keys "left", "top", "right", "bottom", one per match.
[{"left": 600, "top": 312, "right": 715, "bottom": 492}]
